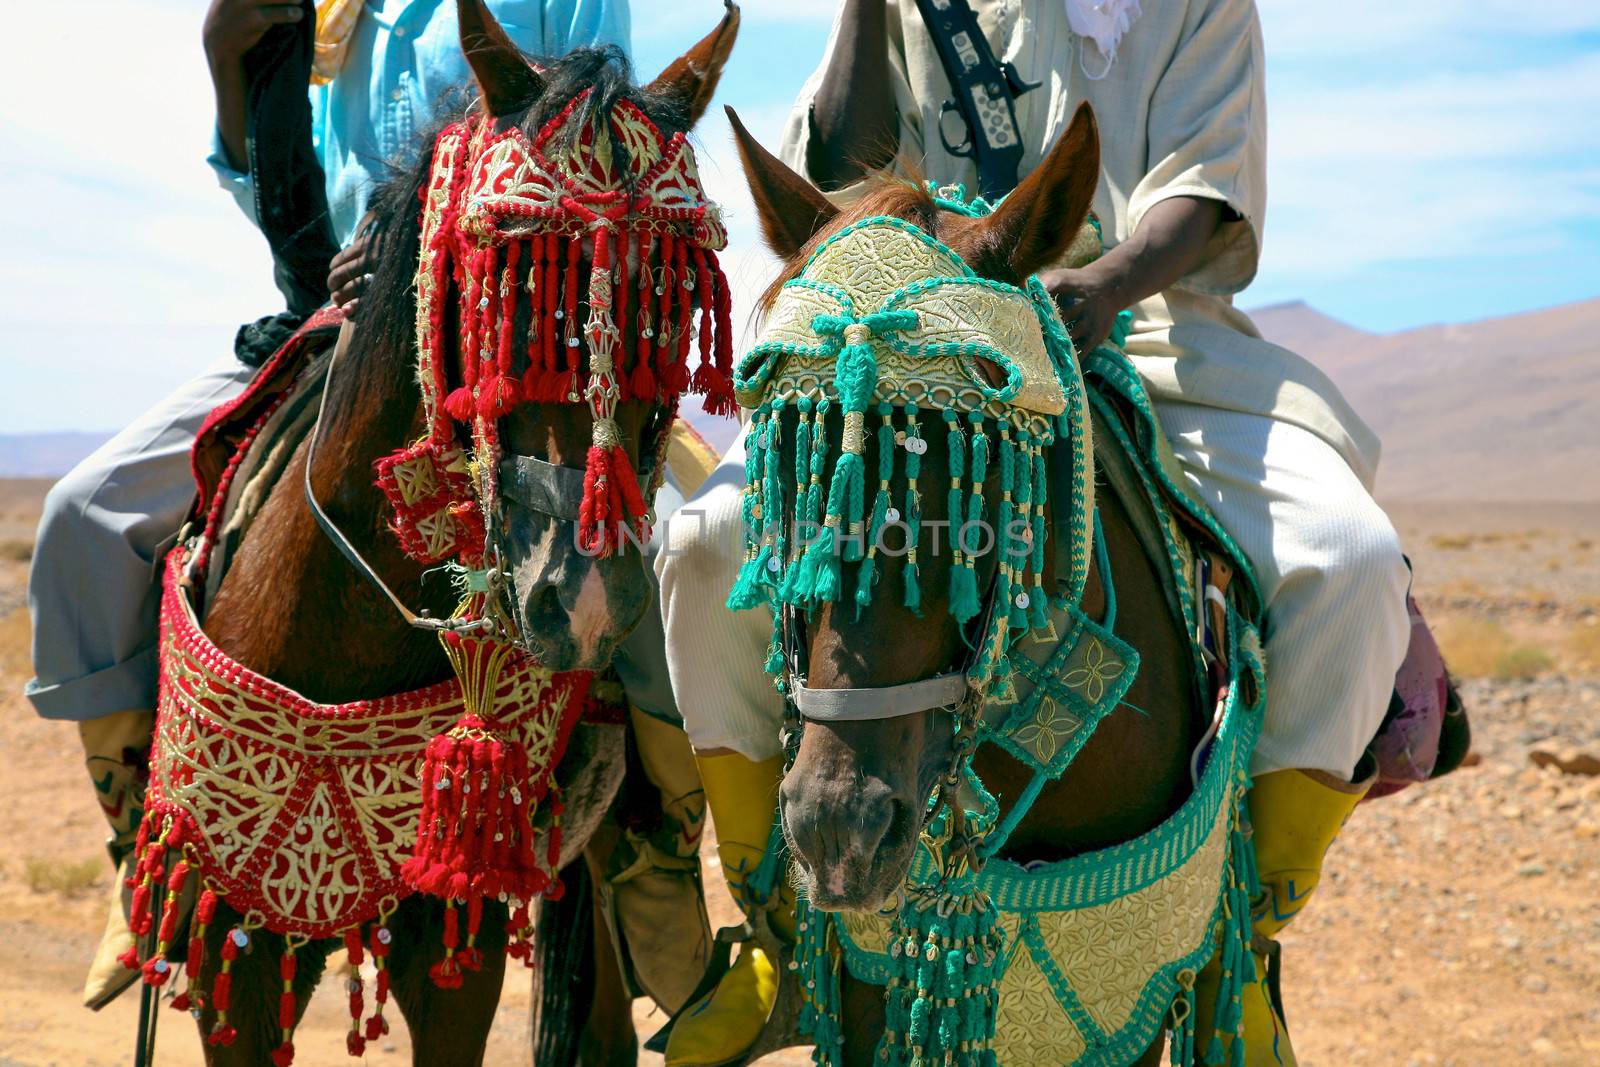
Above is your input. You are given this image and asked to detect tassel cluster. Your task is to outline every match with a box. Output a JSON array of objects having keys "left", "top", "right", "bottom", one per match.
[
  {"left": 401, "top": 629, "right": 581, "bottom": 983},
  {"left": 879, "top": 890, "right": 1007, "bottom": 1067}
]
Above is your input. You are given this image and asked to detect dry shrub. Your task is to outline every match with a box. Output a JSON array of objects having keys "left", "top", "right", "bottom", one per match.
[
  {"left": 1494, "top": 645, "right": 1553, "bottom": 679},
  {"left": 0, "top": 538, "right": 31, "bottom": 562},
  {"left": 23, "top": 856, "right": 105, "bottom": 897},
  {"left": 1430, "top": 534, "right": 1473, "bottom": 551},
  {"left": 1435, "top": 618, "right": 1553, "bottom": 680},
  {"left": 1567, "top": 622, "right": 1600, "bottom": 677},
  {"left": 0, "top": 608, "right": 30, "bottom": 678}
]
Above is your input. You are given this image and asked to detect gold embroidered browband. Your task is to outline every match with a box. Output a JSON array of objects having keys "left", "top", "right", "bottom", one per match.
[{"left": 735, "top": 217, "right": 1067, "bottom": 418}]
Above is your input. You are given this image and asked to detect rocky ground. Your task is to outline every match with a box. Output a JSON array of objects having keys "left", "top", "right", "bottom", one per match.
[{"left": 0, "top": 487, "right": 1594, "bottom": 1065}]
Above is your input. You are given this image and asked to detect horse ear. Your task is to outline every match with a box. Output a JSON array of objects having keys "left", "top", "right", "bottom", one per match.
[
  {"left": 727, "top": 105, "right": 839, "bottom": 260},
  {"left": 954, "top": 103, "right": 1100, "bottom": 285},
  {"left": 458, "top": 0, "right": 544, "bottom": 117},
  {"left": 644, "top": 1, "right": 741, "bottom": 127}
]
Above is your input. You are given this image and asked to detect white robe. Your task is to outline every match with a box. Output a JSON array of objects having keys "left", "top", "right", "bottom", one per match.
[
  {"left": 659, "top": 0, "right": 1410, "bottom": 779},
  {"left": 778, "top": 0, "right": 1383, "bottom": 487}
]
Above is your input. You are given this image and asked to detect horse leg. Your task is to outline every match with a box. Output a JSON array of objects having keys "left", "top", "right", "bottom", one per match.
[
  {"left": 838, "top": 973, "right": 887, "bottom": 1067},
  {"left": 193, "top": 900, "right": 331, "bottom": 1066},
  {"left": 386, "top": 895, "right": 510, "bottom": 1067}
]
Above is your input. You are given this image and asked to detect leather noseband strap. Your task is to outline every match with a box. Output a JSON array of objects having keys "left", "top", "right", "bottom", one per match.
[
  {"left": 497, "top": 454, "right": 654, "bottom": 522},
  {"left": 788, "top": 671, "right": 970, "bottom": 722}
]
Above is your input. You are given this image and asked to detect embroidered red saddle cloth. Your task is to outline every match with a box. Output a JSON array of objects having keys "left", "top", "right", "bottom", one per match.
[
  {"left": 147, "top": 550, "right": 592, "bottom": 939},
  {"left": 135, "top": 305, "right": 606, "bottom": 946}
]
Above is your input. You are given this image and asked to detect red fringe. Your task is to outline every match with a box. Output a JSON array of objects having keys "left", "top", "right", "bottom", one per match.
[
  {"left": 480, "top": 242, "right": 521, "bottom": 419},
  {"left": 636, "top": 232, "right": 657, "bottom": 379},
  {"left": 577, "top": 444, "right": 649, "bottom": 556},
  {"left": 365, "top": 921, "right": 392, "bottom": 1042}
]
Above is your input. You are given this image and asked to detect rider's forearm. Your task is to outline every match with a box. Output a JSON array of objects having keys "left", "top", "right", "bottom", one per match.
[
  {"left": 1090, "top": 196, "right": 1225, "bottom": 307},
  {"left": 808, "top": 0, "right": 899, "bottom": 191},
  {"left": 211, "top": 54, "right": 251, "bottom": 172}
]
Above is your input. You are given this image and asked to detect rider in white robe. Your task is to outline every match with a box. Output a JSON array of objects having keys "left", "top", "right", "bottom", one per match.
[{"left": 658, "top": 2, "right": 1407, "bottom": 1064}]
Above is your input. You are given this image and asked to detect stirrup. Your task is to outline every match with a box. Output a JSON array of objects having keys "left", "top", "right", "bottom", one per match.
[{"left": 642, "top": 921, "right": 754, "bottom": 1054}]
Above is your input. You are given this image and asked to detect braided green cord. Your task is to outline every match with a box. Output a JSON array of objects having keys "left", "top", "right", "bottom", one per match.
[
  {"left": 945, "top": 409, "right": 980, "bottom": 625},
  {"left": 779, "top": 398, "right": 817, "bottom": 606},
  {"left": 763, "top": 397, "right": 786, "bottom": 585},
  {"left": 1028, "top": 439, "right": 1049, "bottom": 629},
  {"left": 855, "top": 402, "right": 896, "bottom": 614},
  {"left": 726, "top": 405, "right": 770, "bottom": 611},
  {"left": 998, "top": 424, "right": 1024, "bottom": 632},
  {"left": 903, "top": 415, "right": 924, "bottom": 615}
]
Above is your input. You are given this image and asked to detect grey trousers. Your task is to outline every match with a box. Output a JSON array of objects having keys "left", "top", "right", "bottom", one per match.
[
  {"left": 25, "top": 356, "right": 682, "bottom": 724},
  {"left": 26, "top": 359, "right": 257, "bottom": 720}
]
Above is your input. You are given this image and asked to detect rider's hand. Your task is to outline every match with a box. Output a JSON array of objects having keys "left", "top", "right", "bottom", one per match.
[
  {"left": 328, "top": 231, "right": 377, "bottom": 317},
  {"left": 1040, "top": 265, "right": 1123, "bottom": 357},
  {"left": 203, "top": 0, "right": 304, "bottom": 66}
]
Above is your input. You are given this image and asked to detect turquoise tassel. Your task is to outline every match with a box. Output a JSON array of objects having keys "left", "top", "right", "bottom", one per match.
[
  {"left": 855, "top": 404, "right": 896, "bottom": 614},
  {"left": 727, "top": 412, "right": 770, "bottom": 612},
  {"left": 793, "top": 397, "right": 815, "bottom": 534},
  {"left": 1029, "top": 442, "right": 1049, "bottom": 629},
  {"left": 903, "top": 420, "right": 924, "bottom": 616},
  {"left": 762, "top": 399, "right": 786, "bottom": 591},
  {"left": 727, "top": 542, "right": 771, "bottom": 611}
]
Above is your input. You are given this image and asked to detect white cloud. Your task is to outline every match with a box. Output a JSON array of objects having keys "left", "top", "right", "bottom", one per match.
[{"left": 1254, "top": 6, "right": 1600, "bottom": 288}]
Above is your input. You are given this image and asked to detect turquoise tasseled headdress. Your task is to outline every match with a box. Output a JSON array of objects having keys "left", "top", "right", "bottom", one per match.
[{"left": 727, "top": 185, "right": 1099, "bottom": 694}]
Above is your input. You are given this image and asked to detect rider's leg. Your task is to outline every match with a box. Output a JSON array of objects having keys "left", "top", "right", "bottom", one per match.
[
  {"left": 26, "top": 357, "right": 257, "bottom": 724},
  {"left": 25, "top": 357, "right": 256, "bottom": 1007},
  {"left": 1155, "top": 402, "right": 1409, "bottom": 1064},
  {"left": 655, "top": 438, "right": 792, "bottom": 1066}
]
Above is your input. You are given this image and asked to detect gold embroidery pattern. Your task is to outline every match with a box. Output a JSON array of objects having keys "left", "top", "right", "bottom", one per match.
[
  {"left": 738, "top": 223, "right": 1066, "bottom": 418},
  {"left": 836, "top": 792, "right": 1232, "bottom": 1065},
  {"left": 1063, "top": 638, "right": 1125, "bottom": 704},
  {"left": 147, "top": 561, "right": 586, "bottom": 940}
]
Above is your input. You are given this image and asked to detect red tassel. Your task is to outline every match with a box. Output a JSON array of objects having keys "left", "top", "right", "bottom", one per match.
[
  {"left": 636, "top": 232, "right": 657, "bottom": 378},
  {"left": 272, "top": 945, "right": 299, "bottom": 1066},
  {"left": 655, "top": 233, "right": 677, "bottom": 384},
  {"left": 562, "top": 235, "right": 582, "bottom": 371},
  {"left": 446, "top": 247, "right": 484, "bottom": 421},
  {"left": 429, "top": 901, "right": 465, "bottom": 989},
  {"left": 365, "top": 921, "right": 392, "bottom": 1042},
  {"left": 543, "top": 236, "right": 561, "bottom": 383},
  {"left": 480, "top": 243, "right": 521, "bottom": 419},
  {"left": 403, "top": 633, "right": 560, "bottom": 986}
]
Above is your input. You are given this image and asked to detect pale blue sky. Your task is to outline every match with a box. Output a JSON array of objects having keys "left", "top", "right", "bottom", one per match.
[{"left": 1, "top": 0, "right": 1596, "bottom": 433}]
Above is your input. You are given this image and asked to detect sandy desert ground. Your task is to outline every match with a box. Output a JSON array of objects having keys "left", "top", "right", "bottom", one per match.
[{"left": 0, "top": 481, "right": 1595, "bottom": 1066}]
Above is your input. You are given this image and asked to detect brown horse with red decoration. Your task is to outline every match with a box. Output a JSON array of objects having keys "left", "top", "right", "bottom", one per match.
[{"left": 116, "top": 4, "right": 741, "bottom": 1064}]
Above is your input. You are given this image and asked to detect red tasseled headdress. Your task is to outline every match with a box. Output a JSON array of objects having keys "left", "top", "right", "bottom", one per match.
[{"left": 380, "top": 88, "right": 735, "bottom": 562}]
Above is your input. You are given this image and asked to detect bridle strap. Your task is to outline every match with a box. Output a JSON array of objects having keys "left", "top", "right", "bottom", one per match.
[
  {"left": 788, "top": 671, "right": 969, "bottom": 722},
  {"left": 302, "top": 322, "right": 492, "bottom": 634},
  {"left": 498, "top": 453, "right": 653, "bottom": 522}
]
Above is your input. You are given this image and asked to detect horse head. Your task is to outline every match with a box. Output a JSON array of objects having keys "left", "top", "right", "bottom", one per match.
[
  {"left": 391, "top": 0, "right": 740, "bottom": 672},
  {"left": 726, "top": 104, "right": 1100, "bottom": 910}
]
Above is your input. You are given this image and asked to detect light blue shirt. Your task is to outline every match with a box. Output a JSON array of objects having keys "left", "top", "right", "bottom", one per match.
[{"left": 209, "top": 0, "right": 630, "bottom": 246}]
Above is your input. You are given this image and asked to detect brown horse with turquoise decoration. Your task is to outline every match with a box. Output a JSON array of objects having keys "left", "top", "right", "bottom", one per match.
[
  {"left": 721, "top": 104, "right": 1268, "bottom": 1066},
  {"left": 117, "top": 4, "right": 740, "bottom": 1065}
]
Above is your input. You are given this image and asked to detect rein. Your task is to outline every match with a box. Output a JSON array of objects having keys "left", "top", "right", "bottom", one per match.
[
  {"left": 301, "top": 325, "right": 495, "bottom": 634},
  {"left": 300, "top": 323, "right": 657, "bottom": 636}
]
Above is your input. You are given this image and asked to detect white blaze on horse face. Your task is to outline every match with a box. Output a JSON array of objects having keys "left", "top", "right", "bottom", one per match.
[
  {"left": 826, "top": 864, "right": 848, "bottom": 899},
  {"left": 569, "top": 560, "right": 614, "bottom": 663}
]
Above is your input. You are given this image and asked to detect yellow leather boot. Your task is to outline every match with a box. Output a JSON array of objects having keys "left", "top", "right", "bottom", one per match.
[
  {"left": 1194, "top": 760, "right": 1374, "bottom": 1065},
  {"left": 663, "top": 751, "right": 793, "bottom": 1067},
  {"left": 77, "top": 709, "right": 155, "bottom": 1009}
]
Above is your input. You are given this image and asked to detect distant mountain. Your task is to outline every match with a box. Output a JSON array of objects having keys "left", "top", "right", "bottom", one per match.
[
  {"left": 1248, "top": 301, "right": 1373, "bottom": 360},
  {"left": 1245, "top": 297, "right": 1600, "bottom": 503},
  {"left": 5, "top": 298, "right": 1595, "bottom": 502},
  {"left": 0, "top": 432, "right": 111, "bottom": 479}
]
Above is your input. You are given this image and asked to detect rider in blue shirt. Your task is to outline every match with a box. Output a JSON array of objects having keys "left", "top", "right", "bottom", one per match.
[
  {"left": 29, "top": 0, "right": 633, "bottom": 1008},
  {"left": 207, "top": 0, "right": 628, "bottom": 244}
]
